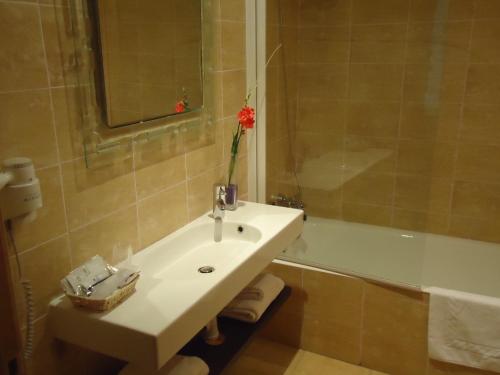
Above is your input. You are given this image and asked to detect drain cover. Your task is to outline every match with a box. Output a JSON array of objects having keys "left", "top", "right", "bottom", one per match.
[{"left": 198, "top": 266, "right": 215, "bottom": 274}]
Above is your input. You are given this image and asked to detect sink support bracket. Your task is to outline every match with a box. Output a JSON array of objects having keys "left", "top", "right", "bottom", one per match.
[{"left": 204, "top": 317, "right": 225, "bottom": 346}]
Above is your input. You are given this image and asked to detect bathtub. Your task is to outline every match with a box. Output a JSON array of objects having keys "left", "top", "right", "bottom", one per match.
[{"left": 280, "top": 216, "right": 500, "bottom": 298}]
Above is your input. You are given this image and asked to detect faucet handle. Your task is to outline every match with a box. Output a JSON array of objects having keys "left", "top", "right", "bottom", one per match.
[{"left": 213, "top": 183, "right": 226, "bottom": 209}]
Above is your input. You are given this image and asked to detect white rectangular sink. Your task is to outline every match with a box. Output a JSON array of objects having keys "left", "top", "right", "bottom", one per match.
[{"left": 49, "top": 202, "right": 303, "bottom": 371}]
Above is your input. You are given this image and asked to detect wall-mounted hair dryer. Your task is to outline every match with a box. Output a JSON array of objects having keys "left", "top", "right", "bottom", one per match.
[
  {"left": 1, "top": 157, "right": 43, "bottom": 360},
  {"left": 0, "top": 157, "right": 43, "bottom": 223}
]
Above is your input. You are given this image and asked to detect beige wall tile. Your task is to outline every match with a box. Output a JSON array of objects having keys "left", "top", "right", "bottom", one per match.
[
  {"left": 465, "top": 64, "right": 500, "bottom": 105},
  {"left": 297, "top": 99, "right": 347, "bottom": 135},
  {"left": 347, "top": 102, "right": 400, "bottom": 138},
  {"left": 259, "top": 261, "right": 305, "bottom": 348},
  {"left": 404, "top": 63, "right": 468, "bottom": 103},
  {"left": 302, "top": 270, "right": 363, "bottom": 323},
  {"left": 455, "top": 143, "right": 500, "bottom": 183},
  {"left": 349, "top": 64, "right": 404, "bottom": 101},
  {"left": 451, "top": 181, "right": 500, "bottom": 219},
  {"left": 237, "top": 156, "right": 249, "bottom": 196},
  {"left": 134, "top": 132, "right": 184, "bottom": 168},
  {"left": 187, "top": 165, "right": 226, "bottom": 220},
  {"left": 351, "top": 24, "right": 407, "bottom": 64},
  {"left": 361, "top": 283, "right": 429, "bottom": 375},
  {"left": 401, "top": 102, "right": 460, "bottom": 140},
  {"left": 471, "top": 20, "right": 500, "bottom": 63},
  {"left": 449, "top": 215, "right": 500, "bottom": 243},
  {"left": 344, "top": 136, "right": 398, "bottom": 174},
  {"left": 69, "top": 206, "right": 139, "bottom": 267},
  {"left": 259, "top": 310, "right": 304, "bottom": 348},
  {"left": 299, "top": 64, "right": 349, "bottom": 100},
  {"left": 301, "top": 270, "right": 363, "bottom": 364},
  {"left": 220, "top": 0, "right": 246, "bottom": 22},
  {"left": 135, "top": 154, "right": 186, "bottom": 200},
  {"left": 395, "top": 176, "right": 452, "bottom": 214},
  {"left": 265, "top": 263, "right": 304, "bottom": 314},
  {"left": 61, "top": 158, "right": 136, "bottom": 230},
  {"left": 10, "top": 236, "right": 71, "bottom": 321},
  {"left": 299, "top": 26, "right": 350, "bottom": 64},
  {"left": 138, "top": 184, "right": 188, "bottom": 247},
  {"left": 222, "top": 70, "right": 247, "bottom": 118},
  {"left": 397, "top": 140, "right": 455, "bottom": 177},
  {"left": 406, "top": 22, "right": 472, "bottom": 64},
  {"left": 352, "top": 0, "right": 410, "bottom": 24},
  {"left": 40, "top": 5, "right": 77, "bottom": 87},
  {"left": 186, "top": 142, "right": 223, "bottom": 179},
  {"left": 221, "top": 21, "right": 246, "bottom": 70},
  {"left": 300, "top": 185, "right": 343, "bottom": 219},
  {"left": 51, "top": 87, "right": 85, "bottom": 162},
  {"left": 11, "top": 167, "right": 67, "bottom": 252},
  {"left": 299, "top": 0, "right": 351, "bottom": 26},
  {"left": 342, "top": 203, "right": 393, "bottom": 226},
  {"left": 343, "top": 173, "right": 395, "bottom": 206},
  {"left": 0, "top": 90, "right": 58, "bottom": 168},
  {"left": 461, "top": 104, "right": 500, "bottom": 144},
  {"left": 301, "top": 314, "right": 363, "bottom": 365},
  {"left": 0, "top": 2, "right": 48, "bottom": 91},
  {"left": 409, "top": 0, "right": 475, "bottom": 22},
  {"left": 295, "top": 132, "right": 344, "bottom": 165},
  {"left": 475, "top": 0, "right": 500, "bottom": 19}
]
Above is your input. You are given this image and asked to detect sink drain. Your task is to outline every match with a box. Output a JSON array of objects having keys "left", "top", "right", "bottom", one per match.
[{"left": 198, "top": 266, "right": 215, "bottom": 274}]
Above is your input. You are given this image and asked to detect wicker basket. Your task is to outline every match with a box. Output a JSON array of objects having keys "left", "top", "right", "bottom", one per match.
[{"left": 67, "top": 273, "right": 140, "bottom": 312}]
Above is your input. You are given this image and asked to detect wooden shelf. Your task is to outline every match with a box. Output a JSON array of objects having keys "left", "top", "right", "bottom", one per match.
[{"left": 179, "top": 286, "right": 292, "bottom": 375}]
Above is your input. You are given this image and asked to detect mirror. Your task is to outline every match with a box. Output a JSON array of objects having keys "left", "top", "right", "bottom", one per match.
[
  {"left": 63, "top": 0, "right": 217, "bottom": 168},
  {"left": 95, "top": 0, "right": 203, "bottom": 128}
]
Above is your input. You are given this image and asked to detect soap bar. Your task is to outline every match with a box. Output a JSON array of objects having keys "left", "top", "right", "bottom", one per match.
[{"left": 65, "top": 256, "right": 112, "bottom": 295}]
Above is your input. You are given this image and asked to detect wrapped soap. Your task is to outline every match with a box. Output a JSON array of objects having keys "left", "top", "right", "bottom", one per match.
[{"left": 61, "top": 255, "right": 140, "bottom": 311}]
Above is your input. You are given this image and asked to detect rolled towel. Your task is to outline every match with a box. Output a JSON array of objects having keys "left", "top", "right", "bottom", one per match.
[
  {"left": 120, "top": 356, "right": 209, "bottom": 375},
  {"left": 221, "top": 274, "right": 285, "bottom": 323},
  {"left": 235, "top": 273, "right": 284, "bottom": 301}
]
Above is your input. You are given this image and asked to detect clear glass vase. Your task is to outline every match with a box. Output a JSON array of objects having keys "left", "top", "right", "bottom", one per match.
[{"left": 226, "top": 156, "right": 238, "bottom": 210}]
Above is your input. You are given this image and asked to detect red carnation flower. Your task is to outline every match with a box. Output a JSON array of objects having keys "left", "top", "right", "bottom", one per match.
[
  {"left": 238, "top": 106, "right": 255, "bottom": 129},
  {"left": 175, "top": 101, "right": 186, "bottom": 113}
]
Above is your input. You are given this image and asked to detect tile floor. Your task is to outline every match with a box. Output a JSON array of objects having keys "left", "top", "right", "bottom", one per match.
[{"left": 223, "top": 337, "right": 386, "bottom": 375}]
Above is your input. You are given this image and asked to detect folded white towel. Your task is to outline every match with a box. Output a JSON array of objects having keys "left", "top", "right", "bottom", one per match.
[
  {"left": 426, "top": 287, "right": 500, "bottom": 373},
  {"left": 235, "top": 273, "right": 284, "bottom": 301},
  {"left": 221, "top": 274, "right": 285, "bottom": 323},
  {"left": 119, "top": 356, "right": 209, "bottom": 375}
]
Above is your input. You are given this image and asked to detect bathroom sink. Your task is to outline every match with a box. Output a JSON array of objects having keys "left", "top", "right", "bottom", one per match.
[{"left": 49, "top": 202, "right": 303, "bottom": 371}]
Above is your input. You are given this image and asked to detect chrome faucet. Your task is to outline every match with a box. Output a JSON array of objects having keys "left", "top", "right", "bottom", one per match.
[
  {"left": 213, "top": 184, "right": 226, "bottom": 242},
  {"left": 213, "top": 184, "right": 226, "bottom": 220}
]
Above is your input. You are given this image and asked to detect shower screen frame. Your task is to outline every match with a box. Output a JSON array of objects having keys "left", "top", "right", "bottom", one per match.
[{"left": 246, "top": 0, "right": 267, "bottom": 203}]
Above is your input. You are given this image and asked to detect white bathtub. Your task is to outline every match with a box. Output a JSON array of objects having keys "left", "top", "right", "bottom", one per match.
[{"left": 281, "top": 216, "right": 500, "bottom": 298}]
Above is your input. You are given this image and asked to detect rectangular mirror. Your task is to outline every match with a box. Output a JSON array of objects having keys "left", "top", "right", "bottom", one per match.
[
  {"left": 61, "top": 0, "right": 217, "bottom": 168},
  {"left": 95, "top": 0, "right": 203, "bottom": 128}
]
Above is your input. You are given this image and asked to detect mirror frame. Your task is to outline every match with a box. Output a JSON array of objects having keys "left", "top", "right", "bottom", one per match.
[{"left": 67, "top": 0, "right": 218, "bottom": 167}]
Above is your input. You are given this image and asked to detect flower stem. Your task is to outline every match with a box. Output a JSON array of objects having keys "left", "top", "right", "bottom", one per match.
[{"left": 228, "top": 123, "right": 242, "bottom": 185}]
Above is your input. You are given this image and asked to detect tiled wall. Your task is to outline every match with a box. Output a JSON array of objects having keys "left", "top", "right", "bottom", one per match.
[
  {"left": 0, "top": 0, "right": 247, "bottom": 373},
  {"left": 261, "top": 262, "right": 497, "bottom": 375},
  {"left": 267, "top": 0, "right": 500, "bottom": 243}
]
